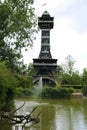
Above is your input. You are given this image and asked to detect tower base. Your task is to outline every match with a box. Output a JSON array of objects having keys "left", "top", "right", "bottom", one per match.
[{"left": 33, "top": 58, "right": 57, "bottom": 86}]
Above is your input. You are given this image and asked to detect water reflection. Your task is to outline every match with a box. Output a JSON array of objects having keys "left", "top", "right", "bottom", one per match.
[
  {"left": 54, "top": 99, "right": 87, "bottom": 130},
  {"left": 0, "top": 120, "right": 12, "bottom": 130},
  {"left": 0, "top": 98, "right": 87, "bottom": 130},
  {"left": 41, "top": 104, "right": 56, "bottom": 130}
]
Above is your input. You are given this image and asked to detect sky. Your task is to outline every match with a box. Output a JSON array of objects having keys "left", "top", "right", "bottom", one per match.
[{"left": 23, "top": 0, "right": 87, "bottom": 73}]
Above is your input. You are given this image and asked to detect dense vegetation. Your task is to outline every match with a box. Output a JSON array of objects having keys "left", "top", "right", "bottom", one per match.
[
  {"left": 0, "top": 62, "right": 18, "bottom": 111},
  {"left": 40, "top": 87, "right": 73, "bottom": 99}
]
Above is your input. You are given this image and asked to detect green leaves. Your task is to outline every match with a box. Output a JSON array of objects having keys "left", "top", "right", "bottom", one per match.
[
  {"left": 0, "top": 0, "right": 38, "bottom": 70},
  {"left": 0, "top": 62, "right": 18, "bottom": 111}
]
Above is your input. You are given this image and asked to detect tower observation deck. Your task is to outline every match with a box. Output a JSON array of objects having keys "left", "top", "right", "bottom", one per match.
[{"left": 33, "top": 11, "right": 57, "bottom": 86}]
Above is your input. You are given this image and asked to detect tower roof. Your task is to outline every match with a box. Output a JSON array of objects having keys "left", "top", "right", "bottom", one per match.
[{"left": 42, "top": 11, "right": 50, "bottom": 17}]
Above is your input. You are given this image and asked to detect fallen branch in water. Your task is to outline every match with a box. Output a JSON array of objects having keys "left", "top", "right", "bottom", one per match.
[
  {"left": 0, "top": 102, "right": 40, "bottom": 126},
  {"left": 0, "top": 101, "right": 26, "bottom": 118},
  {"left": 23, "top": 111, "right": 41, "bottom": 127}
]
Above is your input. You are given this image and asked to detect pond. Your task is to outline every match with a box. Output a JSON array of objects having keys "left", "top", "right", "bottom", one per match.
[{"left": 0, "top": 98, "right": 87, "bottom": 130}]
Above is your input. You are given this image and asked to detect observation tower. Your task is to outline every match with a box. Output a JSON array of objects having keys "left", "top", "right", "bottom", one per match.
[{"left": 33, "top": 11, "right": 57, "bottom": 86}]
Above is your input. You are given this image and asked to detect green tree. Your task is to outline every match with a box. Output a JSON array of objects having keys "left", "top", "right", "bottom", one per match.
[
  {"left": 60, "top": 55, "right": 82, "bottom": 87},
  {"left": 0, "top": 0, "right": 38, "bottom": 70},
  {"left": 0, "top": 62, "right": 18, "bottom": 111},
  {"left": 82, "top": 68, "right": 87, "bottom": 96},
  {"left": 61, "top": 73, "right": 72, "bottom": 85},
  {"left": 71, "top": 72, "right": 82, "bottom": 85},
  {"left": 82, "top": 68, "right": 87, "bottom": 86},
  {"left": 63, "top": 54, "right": 75, "bottom": 76}
]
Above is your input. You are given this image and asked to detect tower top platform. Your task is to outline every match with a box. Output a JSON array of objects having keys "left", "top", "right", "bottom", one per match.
[{"left": 38, "top": 10, "right": 54, "bottom": 29}]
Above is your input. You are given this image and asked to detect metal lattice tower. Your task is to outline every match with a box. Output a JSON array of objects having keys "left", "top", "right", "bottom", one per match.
[{"left": 33, "top": 11, "right": 58, "bottom": 86}]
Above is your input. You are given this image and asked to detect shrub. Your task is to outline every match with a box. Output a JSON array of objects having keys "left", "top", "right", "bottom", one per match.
[
  {"left": 41, "top": 87, "right": 58, "bottom": 98},
  {"left": 40, "top": 86, "right": 74, "bottom": 99},
  {"left": 56, "top": 87, "right": 73, "bottom": 98},
  {"left": 16, "top": 87, "right": 32, "bottom": 97}
]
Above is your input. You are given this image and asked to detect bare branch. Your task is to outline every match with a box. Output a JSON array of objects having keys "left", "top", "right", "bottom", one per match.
[{"left": 9, "top": 101, "right": 26, "bottom": 116}]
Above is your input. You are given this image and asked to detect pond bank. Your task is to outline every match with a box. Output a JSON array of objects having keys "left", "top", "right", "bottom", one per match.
[{"left": 72, "top": 92, "right": 83, "bottom": 98}]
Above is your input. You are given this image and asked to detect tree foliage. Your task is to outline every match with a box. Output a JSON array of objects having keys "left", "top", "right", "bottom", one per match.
[
  {"left": 82, "top": 68, "right": 87, "bottom": 86},
  {"left": 0, "top": 62, "right": 18, "bottom": 111},
  {"left": 58, "top": 55, "right": 82, "bottom": 86},
  {"left": 82, "top": 69, "right": 87, "bottom": 96},
  {"left": 0, "top": 0, "right": 38, "bottom": 70},
  {"left": 63, "top": 54, "right": 75, "bottom": 76},
  {"left": 28, "top": 63, "right": 34, "bottom": 76}
]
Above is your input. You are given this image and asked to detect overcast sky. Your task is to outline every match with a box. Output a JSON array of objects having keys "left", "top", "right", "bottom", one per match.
[{"left": 23, "top": 0, "right": 87, "bottom": 73}]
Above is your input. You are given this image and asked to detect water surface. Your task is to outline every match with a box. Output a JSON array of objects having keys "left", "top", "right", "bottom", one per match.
[{"left": 0, "top": 98, "right": 87, "bottom": 130}]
